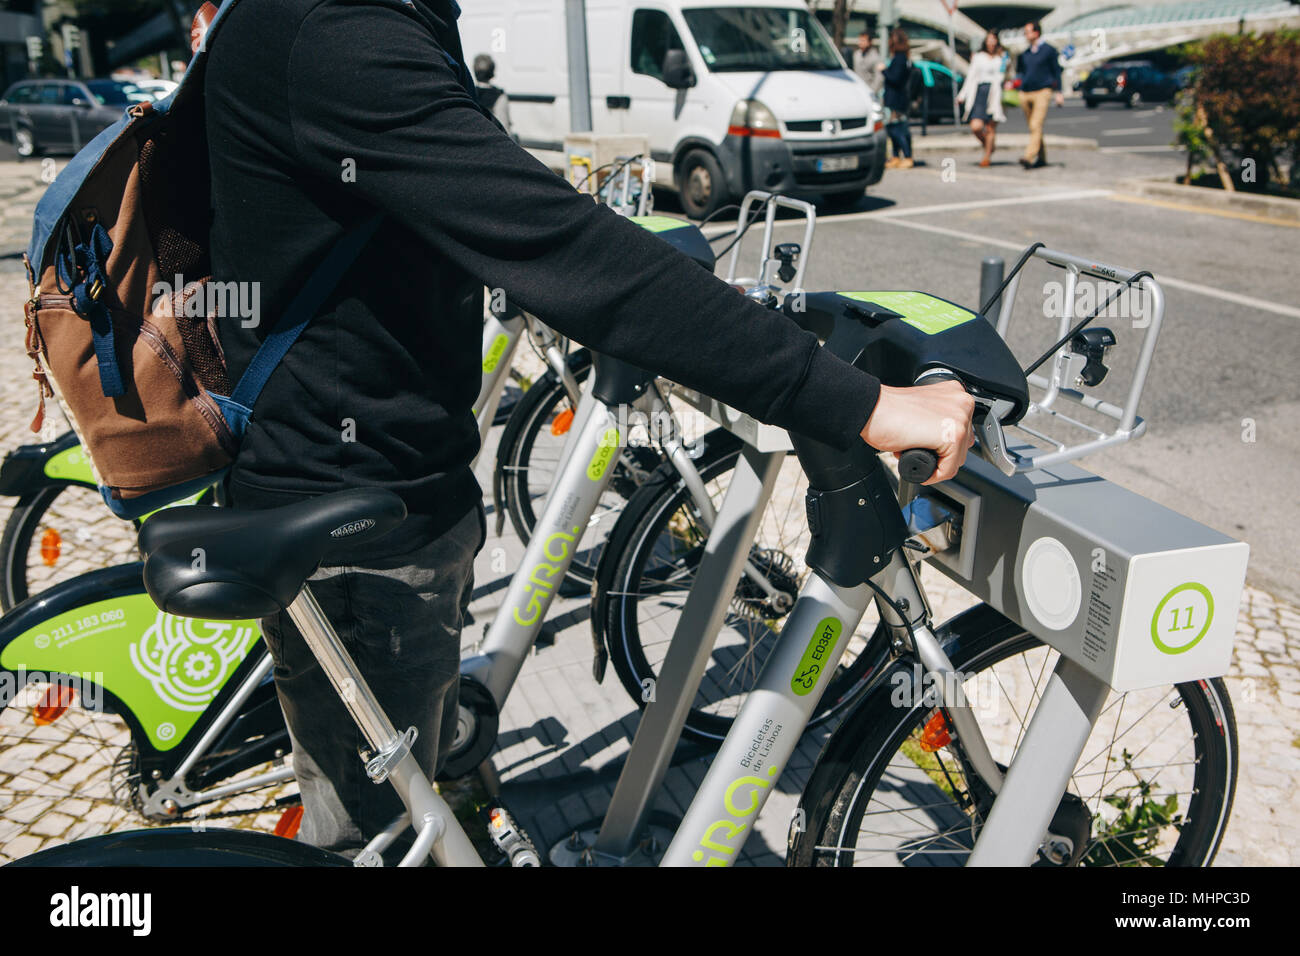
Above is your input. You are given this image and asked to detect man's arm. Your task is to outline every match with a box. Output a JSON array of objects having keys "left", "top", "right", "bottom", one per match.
[{"left": 285, "top": 0, "right": 878, "bottom": 450}]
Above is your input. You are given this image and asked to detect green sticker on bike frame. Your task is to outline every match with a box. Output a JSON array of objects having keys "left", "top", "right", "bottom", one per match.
[
  {"left": 482, "top": 333, "right": 510, "bottom": 373},
  {"left": 587, "top": 428, "right": 621, "bottom": 481},
  {"left": 43, "top": 445, "right": 96, "bottom": 485},
  {"left": 838, "top": 291, "right": 976, "bottom": 335},
  {"left": 0, "top": 592, "right": 261, "bottom": 751},
  {"left": 630, "top": 215, "right": 691, "bottom": 234},
  {"left": 792, "top": 617, "right": 841, "bottom": 696}
]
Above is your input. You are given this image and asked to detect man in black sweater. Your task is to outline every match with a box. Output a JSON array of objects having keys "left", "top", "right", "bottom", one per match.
[{"left": 205, "top": 0, "right": 974, "bottom": 854}]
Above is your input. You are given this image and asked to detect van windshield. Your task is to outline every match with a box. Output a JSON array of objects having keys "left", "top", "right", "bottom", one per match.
[{"left": 682, "top": 7, "right": 843, "bottom": 72}]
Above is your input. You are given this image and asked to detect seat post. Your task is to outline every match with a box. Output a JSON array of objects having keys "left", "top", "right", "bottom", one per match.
[{"left": 283, "top": 585, "right": 406, "bottom": 761}]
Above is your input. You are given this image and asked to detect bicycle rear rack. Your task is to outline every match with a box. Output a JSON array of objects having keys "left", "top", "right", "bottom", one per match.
[{"left": 990, "top": 244, "right": 1166, "bottom": 473}]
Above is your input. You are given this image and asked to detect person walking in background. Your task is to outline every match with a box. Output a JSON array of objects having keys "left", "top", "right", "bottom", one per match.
[
  {"left": 882, "top": 28, "right": 914, "bottom": 169},
  {"left": 852, "top": 31, "right": 884, "bottom": 98},
  {"left": 1016, "top": 21, "right": 1063, "bottom": 169},
  {"left": 957, "top": 31, "right": 1008, "bottom": 167},
  {"left": 473, "top": 53, "right": 512, "bottom": 137}
]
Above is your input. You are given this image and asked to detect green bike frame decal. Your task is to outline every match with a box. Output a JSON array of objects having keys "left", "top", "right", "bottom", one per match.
[
  {"left": 1151, "top": 582, "right": 1214, "bottom": 655},
  {"left": 838, "top": 291, "right": 976, "bottom": 335},
  {"left": 512, "top": 527, "right": 580, "bottom": 626},
  {"left": 587, "top": 428, "right": 620, "bottom": 481},
  {"left": 630, "top": 215, "right": 691, "bottom": 234},
  {"left": 0, "top": 593, "right": 261, "bottom": 751},
  {"left": 791, "top": 617, "right": 842, "bottom": 695},
  {"left": 482, "top": 332, "right": 510, "bottom": 374},
  {"left": 43, "top": 445, "right": 96, "bottom": 485}
]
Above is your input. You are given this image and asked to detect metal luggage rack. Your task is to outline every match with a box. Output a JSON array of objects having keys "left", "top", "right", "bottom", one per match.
[{"left": 987, "top": 243, "right": 1166, "bottom": 474}]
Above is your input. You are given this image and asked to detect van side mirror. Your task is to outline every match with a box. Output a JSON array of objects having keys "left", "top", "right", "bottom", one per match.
[{"left": 661, "top": 50, "right": 696, "bottom": 89}]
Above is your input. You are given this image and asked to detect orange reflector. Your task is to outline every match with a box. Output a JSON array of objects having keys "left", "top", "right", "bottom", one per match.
[
  {"left": 919, "top": 711, "right": 952, "bottom": 752},
  {"left": 32, "top": 684, "right": 77, "bottom": 725},
  {"left": 551, "top": 409, "right": 575, "bottom": 436},
  {"left": 490, "top": 808, "right": 505, "bottom": 828},
  {"left": 274, "top": 805, "right": 304, "bottom": 839},
  {"left": 40, "top": 528, "right": 62, "bottom": 567}
]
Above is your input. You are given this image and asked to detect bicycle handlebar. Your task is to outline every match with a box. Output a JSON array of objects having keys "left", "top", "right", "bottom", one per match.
[{"left": 898, "top": 369, "right": 958, "bottom": 484}]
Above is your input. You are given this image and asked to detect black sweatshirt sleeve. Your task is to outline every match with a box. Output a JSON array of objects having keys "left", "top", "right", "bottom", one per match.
[{"left": 283, "top": 0, "right": 881, "bottom": 450}]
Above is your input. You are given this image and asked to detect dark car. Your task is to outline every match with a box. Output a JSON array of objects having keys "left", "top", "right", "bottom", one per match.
[
  {"left": 1083, "top": 62, "right": 1177, "bottom": 108},
  {"left": 908, "top": 60, "right": 964, "bottom": 123},
  {"left": 0, "top": 79, "right": 152, "bottom": 158}
]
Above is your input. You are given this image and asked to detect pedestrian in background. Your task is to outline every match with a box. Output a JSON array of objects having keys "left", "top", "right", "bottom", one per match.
[
  {"left": 852, "top": 31, "right": 884, "bottom": 97},
  {"left": 882, "top": 28, "right": 914, "bottom": 169},
  {"left": 958, "top": 30, "right": 1008, "bottom": 167},
  {"left": 1016, "top": 21, "right": 1063, "bottom": 169},
  {"left": 473, "top": 53, "right": 512, "bottom": 137}
]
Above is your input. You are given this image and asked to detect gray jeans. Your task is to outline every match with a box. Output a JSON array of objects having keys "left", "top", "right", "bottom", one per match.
[{"left": 258, "top": 503, "right": 484, "bottom": 857}]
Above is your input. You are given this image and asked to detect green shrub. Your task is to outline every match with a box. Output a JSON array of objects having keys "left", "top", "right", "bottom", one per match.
[{"left": 1177, "top": 30, "right": 1300, "bottom": 192}]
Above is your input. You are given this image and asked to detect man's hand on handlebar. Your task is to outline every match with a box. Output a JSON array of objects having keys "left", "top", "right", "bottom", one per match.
[{"left": 860, "top": 381, "right": 976, "bottom": 485}]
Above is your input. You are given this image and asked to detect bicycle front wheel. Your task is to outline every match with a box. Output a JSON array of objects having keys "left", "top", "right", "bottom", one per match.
[
  {"left": 597, "top": 442, "right": 880, "bottom": 742},
  {"left": 789, "top": 604, "right": 1237, "bottom": 867}
]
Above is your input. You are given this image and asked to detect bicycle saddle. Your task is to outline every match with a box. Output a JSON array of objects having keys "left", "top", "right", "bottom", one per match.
[{"left": 139, "top": 488, "right": 406, "bottom": 620}]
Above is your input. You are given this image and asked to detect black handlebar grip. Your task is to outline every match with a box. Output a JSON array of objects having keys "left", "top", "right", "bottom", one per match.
[
  {"left": 898, "top": 448, "right": 940, "bottom": 484},
  {"left": 897, "top": 368, "right": 959, "bottom": 484}
]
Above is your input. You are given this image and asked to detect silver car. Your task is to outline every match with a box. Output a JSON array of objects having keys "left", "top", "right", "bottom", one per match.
[{"left": 0, "top": 78, "right": 152, "bottom": 158}]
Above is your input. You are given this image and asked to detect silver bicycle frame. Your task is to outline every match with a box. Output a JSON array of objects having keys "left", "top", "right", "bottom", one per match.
[
  {"left": 463, "top": 385, "right": 643, "bottom": 707},
  {"left": 284, "top": 586, "right": 483, "bottom": 867}
]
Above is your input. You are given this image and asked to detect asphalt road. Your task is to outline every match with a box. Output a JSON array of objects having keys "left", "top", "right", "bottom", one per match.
[
  {"left": 912, "top": 96, "right": 1180, "bottom": 151},
  {"left": 680, "top": 147, "right": 1298, "bottom": 604}
]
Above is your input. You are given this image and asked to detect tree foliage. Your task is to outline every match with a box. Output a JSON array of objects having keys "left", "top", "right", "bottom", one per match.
[{"left": 1176, "top": 30, "right": 1300, "bottom": 191}]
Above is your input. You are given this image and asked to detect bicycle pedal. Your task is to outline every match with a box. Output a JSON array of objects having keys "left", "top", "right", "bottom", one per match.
[{"left": 485, "top": 805, "right": 542, "bottom": 867}]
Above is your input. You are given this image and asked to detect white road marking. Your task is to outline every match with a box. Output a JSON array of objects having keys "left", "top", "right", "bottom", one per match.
[
  {"left": 878, "top": 215, "right": 1300, "bottom": 319},
  {"left": 1101, "top": 127, "right": 1152, "bottom": 137},
  {"left": 1099, "top": 145, "right": 1182, "bottom": 153},
  {"left": 816, "top": 189, "right": 1114, "bottom": 225}
]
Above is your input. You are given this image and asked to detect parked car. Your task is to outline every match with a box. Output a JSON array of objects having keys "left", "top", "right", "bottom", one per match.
[
  {"left": 908, "top": 60, "right": 964, "bottom": 123},
  {"left": 459, "top": 0, "right": 888, "bottom": 218},
  {"left": 0, "top": 78, "right": 152, "bottom": 158},
  {"left": 1082, "top": 61, "right": 1177, "bottom": 108}
]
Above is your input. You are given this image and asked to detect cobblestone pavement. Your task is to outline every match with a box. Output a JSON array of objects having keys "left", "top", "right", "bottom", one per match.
[{"left": 0, "top": 162, "right": 1295, "bottom": 866}]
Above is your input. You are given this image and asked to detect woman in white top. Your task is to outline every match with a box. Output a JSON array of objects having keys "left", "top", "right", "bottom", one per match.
[{"left": 957, "top": 31, "right": 1009, "bottom": 167}]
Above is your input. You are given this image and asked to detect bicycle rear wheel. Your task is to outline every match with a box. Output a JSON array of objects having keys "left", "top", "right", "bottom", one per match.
[
  {"left": 0, "top": 484, "right": 140, "bottom": 610},
  {"left": 0, "top": 682, "right": 297, "bottom": 862},
  {"left": 789, "top": 604, "right": 1237, "bottom": 867}
]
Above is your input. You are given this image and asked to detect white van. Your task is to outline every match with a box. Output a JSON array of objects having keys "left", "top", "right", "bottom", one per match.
[{"left": 459, "top": 0, "right": 887, "bottom": 218}]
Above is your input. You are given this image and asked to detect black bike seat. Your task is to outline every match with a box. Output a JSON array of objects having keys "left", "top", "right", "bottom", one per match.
[{"left": 140, "top": 488, "right": 406, "bottom": 620}]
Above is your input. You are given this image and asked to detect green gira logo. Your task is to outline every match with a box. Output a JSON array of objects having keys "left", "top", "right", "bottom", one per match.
[
  {"left": 587, "top": 428, "right": 620, "bottom": 481},
  {"left": 791, "top": 617, "right": 841, "bottom": 696},
  {"left": 482, "top": 333, "right": 510, "bottom": 374},
  {"left": 512, "top": 527, "right": 580, "bottom": 627},
  {"left": 692, "top": 765, "right": 779, "bottom": 866}
]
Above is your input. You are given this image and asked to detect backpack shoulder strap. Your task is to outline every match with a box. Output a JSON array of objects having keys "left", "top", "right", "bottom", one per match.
[{"left": 228, "top": 213, "right": 383, "bottom": 409}]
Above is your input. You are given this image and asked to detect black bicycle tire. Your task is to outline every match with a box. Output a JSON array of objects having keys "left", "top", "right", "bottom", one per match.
[{"left": 788, "top": 608, "right": 1237, "bottom": 867}]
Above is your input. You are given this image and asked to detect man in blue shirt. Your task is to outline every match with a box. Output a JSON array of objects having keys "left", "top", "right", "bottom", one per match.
[{"left": 1016, "top": 21, "right": 1064, "bottom": 168}]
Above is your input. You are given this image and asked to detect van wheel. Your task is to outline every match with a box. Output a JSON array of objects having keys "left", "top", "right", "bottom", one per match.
[
  {"left": 14, "top": 127, "right": 35, "bottom": 159},
  {"left": 1084, "top": 98, "right": 1097, "bottom": 109},
  {"left": 676, "top": 149, "right": 727, "bottom": 220}
]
